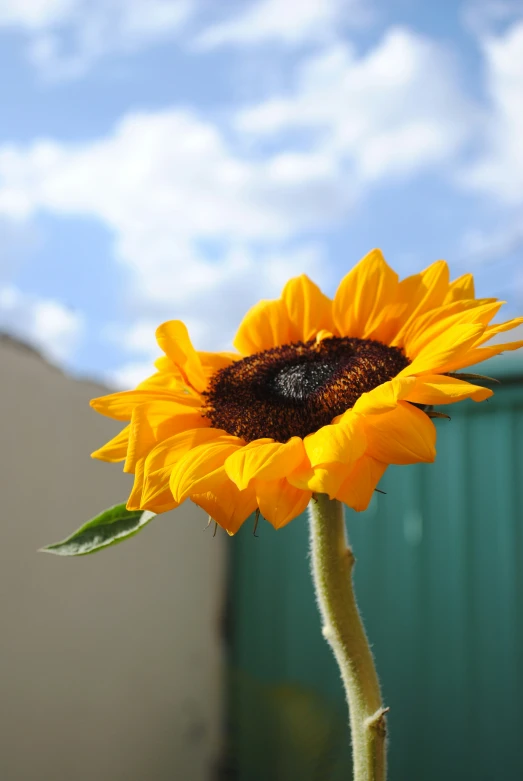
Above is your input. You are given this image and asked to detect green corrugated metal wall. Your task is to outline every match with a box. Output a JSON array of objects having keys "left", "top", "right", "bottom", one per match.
[{"left": 226, "top": 360, "right": 523, "bottom": 781}]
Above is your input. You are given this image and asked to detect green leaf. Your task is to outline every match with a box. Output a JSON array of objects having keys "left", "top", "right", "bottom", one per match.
[{"left": 41, "top": 503, "right": 156, "bottom": 556}]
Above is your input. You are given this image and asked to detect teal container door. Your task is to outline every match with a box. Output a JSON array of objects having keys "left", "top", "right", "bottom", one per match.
[{"left": 227, "top": 371, "right": 523, "bottom": 781}]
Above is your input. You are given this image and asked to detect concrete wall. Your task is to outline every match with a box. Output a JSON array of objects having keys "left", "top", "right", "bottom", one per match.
[{"left": 0, "top": 335, "right": 226, "bottom": 781}]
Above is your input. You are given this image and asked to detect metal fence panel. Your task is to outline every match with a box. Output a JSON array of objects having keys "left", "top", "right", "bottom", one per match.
[{"left": 227, "top": 367, "right": 523, "bottom": 781}]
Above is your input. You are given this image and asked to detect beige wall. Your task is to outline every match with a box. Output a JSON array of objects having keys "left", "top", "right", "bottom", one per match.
[{"left": 0, "top": 335, "right": 226, "bottom": 781}]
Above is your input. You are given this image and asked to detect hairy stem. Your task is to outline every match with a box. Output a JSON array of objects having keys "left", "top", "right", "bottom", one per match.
[{"left": 308, "top": 494, "right": 387, "bottom": 781}]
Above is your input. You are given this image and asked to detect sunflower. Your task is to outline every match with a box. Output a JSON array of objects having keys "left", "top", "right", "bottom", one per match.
[{"left": 91, "top": 250, "right": 523, "bottom": 534}]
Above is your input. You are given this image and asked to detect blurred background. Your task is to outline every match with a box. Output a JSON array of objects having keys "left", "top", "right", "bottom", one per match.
[{"left": 0, "top": 0, "right": 522, "bottom": 779}]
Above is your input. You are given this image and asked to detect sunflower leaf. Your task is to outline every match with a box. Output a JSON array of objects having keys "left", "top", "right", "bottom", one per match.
[{"left": 40, "top": 503, "right": 156, "bottom": 556}]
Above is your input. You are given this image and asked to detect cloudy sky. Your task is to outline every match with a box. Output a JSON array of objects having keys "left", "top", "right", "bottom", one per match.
[{"left": 0, "top": 0, "right": 522, "bottom": 387}]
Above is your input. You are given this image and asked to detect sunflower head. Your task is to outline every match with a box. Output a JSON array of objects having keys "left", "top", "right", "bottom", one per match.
[{"left": 91, "top": 250, "right": 523, "bottom": 534}]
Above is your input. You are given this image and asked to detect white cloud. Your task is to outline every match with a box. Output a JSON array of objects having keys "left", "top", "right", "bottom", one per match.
[
  {"left": 0, "top": 108, "right": 336, "bottom": 380},
  {"left": 106, "top": 360, "right": 159, "bottom": 390},
  {"left": 459, "top": 222, "right": 523, "bottom": 266},
  {"left": 103, "top": 243, "right": 329, "bottom": 388},
  {"left": 0, "top": 27, "right": 481, "bottom": 384},
  {"left": 0, "top": 109, "right": 346, "bottom": 234},
  {"left": 0, "top": 0, "right": 74, "bottom": 30},
  {"left": 0, "top": 0, "right": 193, "bottom": 78},
  {"left": 105, "top": 242, "right": 329, "bottom": 386},
  {"left": 117, "top": 319, "right": 160, "bottom": 356},
  {"left": 0, "top": 30, "right": 473, "bottom": 240},
  {"left": 458, "top": 20, "right": 523, "bottom": 203},
  {"left": 0, "top": 285, "right": 83, "bottom": 363},
  {"left": 194, "top": 0, "right": 371, "bottom": 50},
  {"left": 235, "top": 28, "right": 473, "bottom": 183},
  {"left": 462, "top": 0, "right": 522, "bottom": 38}
]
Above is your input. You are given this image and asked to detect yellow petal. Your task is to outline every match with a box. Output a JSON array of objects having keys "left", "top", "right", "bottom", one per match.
[
  {"left": 303, "top": 414, "right": 366, "bottom": 468},
  {"left": 335, "top": 456, "right": 387, "bottom": 512},
  {"left": 474, "top": 316, "right": 523, "bottom": 346},
  {"left": 364, "top": 300, "right": 411, "bottom": 345},
  {"left": 287, "top": 462, "right": 349, "bottom": 498},
  {"left": 139, "top": 476, "right": 180, "bottom": 514},
  {"left": 170, "top": 438, "right": 244, "bottom": 502},
  {"left": 141, "top": 485, "right": 178, "bottom": 513},
  {"left": 391, "top": 260, "right": 450, "bottom": 345},
  {"left": 126, "top": 458, "right": 145, "bottom": 511},
  {"left": 137, "top": 370, "right": 185, "bottom": 391},
  {"left": 225, "top": 437, "right": 306, "bottom": 491},
  {"left": 146, "top": 498, "right": 179, "bottom": 513},
  {"left": 411, "top": 259, "right": 450, "bottom": 307},
  {"left": 156, "top": 320, "right": 207, "bottom": 393},
  {"left": 404, "top": 301, "right": 503, "bottom": 357},
  {"left": 126, "top": 457, "right": 179, "bottom": 513},
  {"left": 333, "top": 249, "right": 398, "bottom": 338},
  {"left": 437, "top": 339, "right": 523, "bottom": 374},
  {"left": 315, "top": 329, "right": 335, "bottom": 342},
  {"left": 91, "top": 425, "right": 130, "bottom": 462},
  {"left": 151, "top": 357, "right": 198, "bottom": 392},
  {"left": 444, "top": 273, "right": 475, "bottom": 302},
  {"left": 90, "top": 389, "right": 201, "bottom": 421},
  {"left": 351, "top": 376, "right": 417, "bottom": 416},
  {"left": 198, "top": 350, "right": 239, "bottom": 373},
  {"left": 140, "top": 472, "right": 173, "bottom": 508},
  {"left": 281, "top": 274, "right": 336, "bottom": 342},
  {"left": 124, "top": 401, "right": 209, "bottom": 474},
  {"left": 254, "top": 478, "right": 311, "bottom": 529},
  {"left": 142, "top": 427, "right": 227, "bottom": 506},
  {"left": 191, "top": 479, "right": 258, "bottom": 535},
  {"left": 400, "top": 298, "right": 496, "bottom": 349},
  {"left": 233, "top": 298, "right": 292, "bottom": 355},
  {"left": 154, "top": 355, "right": 176, "bottom": 373},
  {"left": 400, "top": 323, "right": 485, "bottom": 376},
  {"left": 363, "top": 401, "right": 436, "bottom": 465},
  {"left": 144, "top": 427, "right": 227, "bottom": 475},
  {"left": 404, "top": 374, "right": 493, "bottom": 405}
]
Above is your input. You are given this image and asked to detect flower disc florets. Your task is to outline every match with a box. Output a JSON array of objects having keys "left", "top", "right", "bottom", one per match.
[{"left": 203, "top": 336, "right": 410, "bottom": 442}]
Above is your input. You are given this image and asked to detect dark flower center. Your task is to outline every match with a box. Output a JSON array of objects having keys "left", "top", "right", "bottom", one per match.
[{"left": 202, "top": 336, "right": 410, "bottom": 443}]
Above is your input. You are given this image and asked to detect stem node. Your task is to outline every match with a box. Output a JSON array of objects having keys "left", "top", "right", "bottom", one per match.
[
  {"left": 365, "top": 707, "right": 390, "bottom": 736},
  {"left": 322, "top": 624, "right": 334, "bottom": 640}
]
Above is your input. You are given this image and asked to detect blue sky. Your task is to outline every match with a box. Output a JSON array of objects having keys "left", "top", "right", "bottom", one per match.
[{"left": 0, "top": 0, "right": 521, "bottom": 387}]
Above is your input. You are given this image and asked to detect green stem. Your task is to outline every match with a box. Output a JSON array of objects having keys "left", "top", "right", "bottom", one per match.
[{"left": 308, "top": 493, "right": 387, "bottom": 781}]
